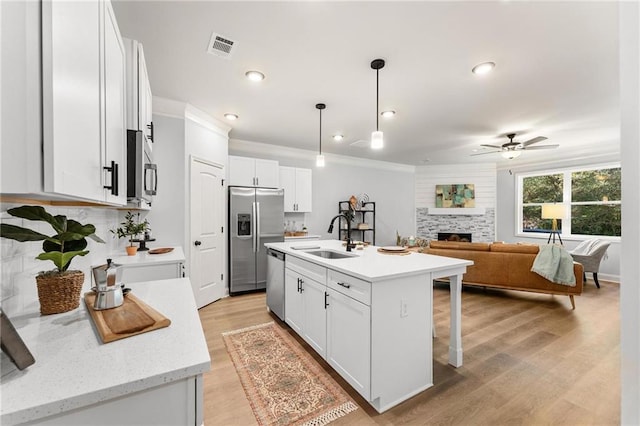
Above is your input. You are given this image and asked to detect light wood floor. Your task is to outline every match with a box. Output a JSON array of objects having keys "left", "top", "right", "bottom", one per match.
[{"left": 198, "top": 279, "right": 620, "bottom": 425}]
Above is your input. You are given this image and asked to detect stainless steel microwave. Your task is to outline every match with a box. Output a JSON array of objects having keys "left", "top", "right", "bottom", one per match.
[{"left": 127, "top": 130, "right": 157, "bottom": 207}]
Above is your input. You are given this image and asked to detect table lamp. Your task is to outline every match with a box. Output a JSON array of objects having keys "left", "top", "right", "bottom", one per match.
[{"left": 541, "top": 203, "right": 566, "bottom": 244}]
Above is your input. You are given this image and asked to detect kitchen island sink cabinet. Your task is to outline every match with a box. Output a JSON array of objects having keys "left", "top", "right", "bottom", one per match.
[
  {"left": 285, "top": 257, "right": 328, "bottom": 357},
  {"left": 265, "top": 240, "right": 472, "bottom": 413}
]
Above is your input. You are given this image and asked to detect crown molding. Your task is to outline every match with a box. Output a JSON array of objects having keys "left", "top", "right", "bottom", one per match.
[
  {"left": 229, "top": 138, "right": 416, "bottom": 173},
  {"left": 496, "top": 151, "right": 621, "bottom": 172},
  {"left": 152, "top": 97, "right": 231, "bottom": 137}
]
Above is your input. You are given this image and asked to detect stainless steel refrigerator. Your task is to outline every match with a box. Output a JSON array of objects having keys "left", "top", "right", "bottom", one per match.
[{"left": 229, "top": 187, "right": 284, "bottom": 294}]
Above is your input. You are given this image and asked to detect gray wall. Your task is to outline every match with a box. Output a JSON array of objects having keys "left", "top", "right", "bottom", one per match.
[
  {"left": 229, "top": 141, "right": 415, "bottom": 246},
  {"left": 147, "top": 114, "right": 186, "bottom": 248},
  {"left": 496, "top": 161, "right": 620, "bottom": 281}
]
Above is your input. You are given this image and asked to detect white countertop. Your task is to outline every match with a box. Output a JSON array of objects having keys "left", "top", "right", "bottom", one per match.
[
  {"left": 110, "top": 246, "right": 185, "bottom": 266},
  {"left": 0, "top": 278, "right": 210, "bottom": 425},
  {"left": 264, "top": 239, "right": 472, "bottom": 282},
  {"left": 284, "top": 234, "right": 321, "bottom": 241}
]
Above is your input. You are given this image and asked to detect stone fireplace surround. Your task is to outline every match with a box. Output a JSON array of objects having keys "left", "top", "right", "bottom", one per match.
[{"left": 416, "top": 207, "right": 495, "bottom": 243}]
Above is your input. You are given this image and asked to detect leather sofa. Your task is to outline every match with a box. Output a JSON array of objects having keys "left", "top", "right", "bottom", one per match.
[{"left": 425, "top": 241, "right": 584, "bottom": 309}]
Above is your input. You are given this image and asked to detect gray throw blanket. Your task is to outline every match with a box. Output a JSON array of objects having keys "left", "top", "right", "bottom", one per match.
[{"left": 531, "top": 244, "right": 576, "bottom": 286}]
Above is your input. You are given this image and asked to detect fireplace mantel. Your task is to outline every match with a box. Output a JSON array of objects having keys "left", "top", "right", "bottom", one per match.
[{"left": 427, "top": 207, "right": 486, "bottom": 215}]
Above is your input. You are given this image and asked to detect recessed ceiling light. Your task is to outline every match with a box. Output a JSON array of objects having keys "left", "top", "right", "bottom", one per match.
[
  {"left": 245, "top": 70, "right": 265, "bottom": 82},
  {"left": 333, "top": 134, "right": 344, "bottom": 142},
  {"left": 381, "top": 110, "right": 396, "bottom": 118},
  {"left": 472, "top": 62, "right": 495, "bottom": 75},
  {"left": 224, "top": 113, "right": 238, "bottom": 120}
]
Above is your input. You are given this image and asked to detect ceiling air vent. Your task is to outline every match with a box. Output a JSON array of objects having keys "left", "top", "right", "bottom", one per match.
[{"left": 207, "top": 33, "right": 236, "bottom": 59}]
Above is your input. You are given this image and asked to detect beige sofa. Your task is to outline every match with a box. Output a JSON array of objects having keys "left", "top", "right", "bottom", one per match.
[{"left": 425, "top": 241, "right": 584, "bottom": 309}]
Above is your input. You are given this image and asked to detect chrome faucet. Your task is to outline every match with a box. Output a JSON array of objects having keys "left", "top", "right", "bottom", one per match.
[{"left": 327, "top": 214, "right": 356, "bottom": 251}]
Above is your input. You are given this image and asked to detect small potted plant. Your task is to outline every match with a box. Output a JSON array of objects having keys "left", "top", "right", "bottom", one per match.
[
  {"left": 111, "top": 211, "right": 149, "bottom": 256},
  {"left": 0, "top": 205, "right": 104, "bottom": 315}
]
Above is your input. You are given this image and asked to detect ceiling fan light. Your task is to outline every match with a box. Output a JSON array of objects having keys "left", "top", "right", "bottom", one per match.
[
  {"left": 501, "top": 150, "right": 521, "bottom": 159},
  {"left": 472, "top": 62, "right": 495, "bottom": 75},
  {"left": 316, "top": 154, "right": 325, "bottom": 168},
  {"left": 371, "top": 131, "right": 384, "bottom": 149}
]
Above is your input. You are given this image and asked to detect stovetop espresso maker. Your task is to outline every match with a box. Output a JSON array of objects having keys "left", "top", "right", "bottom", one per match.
[{"left": 91, "top": 259, "right": 124, "bottom": 310}]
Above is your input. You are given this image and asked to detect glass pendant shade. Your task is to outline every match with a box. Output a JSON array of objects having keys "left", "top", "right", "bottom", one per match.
[
  {"left": 501, "top": 150, "right": 521, "bottom": 159},
  {"left": 371, "top": 131, "right": 384, "bottom": 150},
  {"left": 316, "top": 154, "right": 325, "bottom": 167}
]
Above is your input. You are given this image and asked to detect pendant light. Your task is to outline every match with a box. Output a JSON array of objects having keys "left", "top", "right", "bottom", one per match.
[
  {"left": 316, "top": 103, "right": 326, "bottom": 167},
  {"left": 370, "top": 58, "right": 385, "bottom": 150}
]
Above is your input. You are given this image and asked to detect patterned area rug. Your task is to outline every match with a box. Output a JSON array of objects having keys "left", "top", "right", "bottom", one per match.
[{"left": 222, "top": 322, "right": 358, "bottom": 426}]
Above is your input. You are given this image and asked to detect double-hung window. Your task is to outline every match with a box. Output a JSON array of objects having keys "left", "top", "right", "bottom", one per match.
[{"left": 517, "top": 165, "right": 621, "bottom": 238}]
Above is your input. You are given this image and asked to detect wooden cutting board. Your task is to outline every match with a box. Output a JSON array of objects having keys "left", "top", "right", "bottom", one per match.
[
  {"left": 377, "top": 248, "right": 411, "bottom": 256},
  {"left": 84, "top": 292, "right": 171, "bottom": 343}
]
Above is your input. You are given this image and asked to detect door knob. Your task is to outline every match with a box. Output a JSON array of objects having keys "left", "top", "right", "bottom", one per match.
[{"left": 194, "top": 240, "right": 202, "bottom": 246}]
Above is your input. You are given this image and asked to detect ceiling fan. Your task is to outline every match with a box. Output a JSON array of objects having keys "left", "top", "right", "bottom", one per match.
[{"left": 472, "top": 133, "right": 559, "bottom": 159}]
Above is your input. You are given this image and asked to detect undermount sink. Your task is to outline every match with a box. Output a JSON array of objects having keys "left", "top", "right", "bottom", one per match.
[{"left": 306, "top": 249, "right": 358, "bottom": 259}]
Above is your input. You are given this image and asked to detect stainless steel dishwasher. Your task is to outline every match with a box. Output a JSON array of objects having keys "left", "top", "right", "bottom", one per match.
[{"left": 266, "top": 248, "right": 285, "bottom": 320}]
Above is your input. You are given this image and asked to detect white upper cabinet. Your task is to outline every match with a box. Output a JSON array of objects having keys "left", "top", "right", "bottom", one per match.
[
  {"left": 102, "top": 0, "right": 127, "bottom": 205},
  {"left": 228, "top": 156, "right": 279, "bottom": 187},
  {"left": 124, "top": 38, "right": 153, "bottom": 142},
  {"left": 279, "top": 166, "right": 312, "bottom": 212},
  {"left": 42, "top": 0, "right": 104, "bottom": 201},
  {"left": 1, "top": 0, "right": 126, "bottom": 204}
]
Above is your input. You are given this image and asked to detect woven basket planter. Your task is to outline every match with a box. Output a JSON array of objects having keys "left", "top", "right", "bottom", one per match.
[{"left": 35, "top": 271, "right": 84, "bottom": 315}]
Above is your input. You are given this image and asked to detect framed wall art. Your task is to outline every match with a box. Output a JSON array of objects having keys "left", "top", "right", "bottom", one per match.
[{"left": 435, "top": 184, "right": 476, "bottom": 208}]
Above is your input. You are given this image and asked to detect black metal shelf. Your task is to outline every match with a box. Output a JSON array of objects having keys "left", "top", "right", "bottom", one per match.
[{"left": 338, "top": 201, "right": 375, "bottom": 245}]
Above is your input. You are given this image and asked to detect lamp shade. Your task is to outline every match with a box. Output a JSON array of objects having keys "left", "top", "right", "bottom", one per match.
[
  {"left": 541, "top": 203, "right": 566, "bottom": 219},
  {"left": 371, "top": 131, "right": 384, "bottom": 149},
  {"left": 316, "top": 154, "right": 325, "bottom": 167}
]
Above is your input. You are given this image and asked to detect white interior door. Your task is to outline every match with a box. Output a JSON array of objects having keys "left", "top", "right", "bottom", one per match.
[{"left": 190, "top": 158, "right": 225, "bottom": 308}]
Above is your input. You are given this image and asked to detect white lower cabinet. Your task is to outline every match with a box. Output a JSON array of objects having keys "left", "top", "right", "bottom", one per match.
[
  {"left": 284, "top": 264, "right": 327, "bottom": 357},
  {"left": 284, "top": 268, "right": 304, "bottom": 334},
  {"left": 28, "top": 375, "right": 202, "bottom": 426},
  {"left": 301, "top": 278, "right": 327, "bottom": 357},
  {"left": 284, "top": 256, "right": 371, "bottom": 400},
  {"left": 119, "top": 261, "right": 184, "bottom": 284},
  {"left": 326, "top": 287, "right": 371, "bottom": 400}
]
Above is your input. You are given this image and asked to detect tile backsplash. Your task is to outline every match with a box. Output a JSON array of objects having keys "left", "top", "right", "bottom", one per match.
[{"left": 1, "top": 204, "right": 124, "bottom": 317}]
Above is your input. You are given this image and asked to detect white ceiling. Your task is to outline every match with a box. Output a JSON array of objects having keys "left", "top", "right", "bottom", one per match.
[{"left": 112, "top": 1, "right": 620, "bottom": 166}]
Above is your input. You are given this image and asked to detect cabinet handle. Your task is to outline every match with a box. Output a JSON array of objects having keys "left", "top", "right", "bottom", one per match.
[
  {"left": 299, "top": 278, "right": 304, "bottom": 293},
  {"left": 256, "top": 177, "right": 259, "bottom": 186},
  {"left": 147, "top": 121, "right": 154, "bottom": 142},
  {"left": 297, "top": 278, "right": 301, "bottom": 293},
  {"left": 337, "top": 282, "right": 351, "bottom": 289},
  {"left": 103, "top": 160, "right": 118, "bottom": 196},
  {"left": 194, "top": 240, "right": 202, "bottom": 246},
  {"left": 324, "top": 291, "right": 329, "bottom": 309}
]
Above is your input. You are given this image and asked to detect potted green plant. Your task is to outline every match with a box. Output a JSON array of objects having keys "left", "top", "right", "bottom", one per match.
[
  {"left": 0, "top": 205, "right": 104, "bottom": 315},
  {"left": 111, "top": 211, "right": 149, "bottom": 256}
]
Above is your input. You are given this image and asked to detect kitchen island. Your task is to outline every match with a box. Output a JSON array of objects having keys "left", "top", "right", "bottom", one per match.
[
  {"left": 264, "top": 239, "right": 472, "bottom": 413},
  {"left": 0, "top": 278, "right": 210, "bottom": 425}
]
